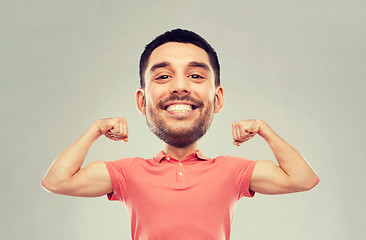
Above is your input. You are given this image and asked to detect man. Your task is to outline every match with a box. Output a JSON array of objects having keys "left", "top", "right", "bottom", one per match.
[{"left": 41, "top": 29, "right": 319, "bottom": 239}]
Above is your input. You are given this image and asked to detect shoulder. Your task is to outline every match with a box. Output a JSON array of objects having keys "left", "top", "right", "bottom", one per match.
[
  {"left": 215, "top": 155, "right": 255, "bottom": 165},
  {"left": 105, "top": 156, "right": 146, "bottom": 170},
  {"left": 213, "top": 155, "right": 256, "bottom": 171}
]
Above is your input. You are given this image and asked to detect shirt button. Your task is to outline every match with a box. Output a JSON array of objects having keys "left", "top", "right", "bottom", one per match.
[
  {"left": 166, "top": 157, "right": 170, "bottom": 161},
  {"left": 179, "top": 163, "right": 183, "bottom": 166},
  {"left": 178, "top": 172, "right": 183, "bottom": 176}
]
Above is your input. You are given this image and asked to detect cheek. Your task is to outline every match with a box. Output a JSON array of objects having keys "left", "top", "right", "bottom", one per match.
[
  {"left": 146, "top": 86, "right": 166, "bottom": 106},
  {"left": 197, "top": 88, "right": 215, "bottom": 103}
]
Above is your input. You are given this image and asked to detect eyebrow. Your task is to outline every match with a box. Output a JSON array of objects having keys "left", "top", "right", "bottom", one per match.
[
  {"left": 187, "top": 61, "right": 211, "bottom": 72},
  {"left": 149, "top": 62, "right": 170, "bottom": 73},
  {"left": 149, "top": 61, "right": 212, "bottom": 74}
]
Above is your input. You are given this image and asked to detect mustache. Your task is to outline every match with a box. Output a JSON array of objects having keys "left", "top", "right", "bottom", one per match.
[{"left": 157, "top": 94, "right": 204, "bottom": 109}]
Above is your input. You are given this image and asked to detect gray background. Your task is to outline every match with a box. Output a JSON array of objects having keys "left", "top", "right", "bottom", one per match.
[{"left": 1, "top": 0, "right": 365, "bottom": 239}]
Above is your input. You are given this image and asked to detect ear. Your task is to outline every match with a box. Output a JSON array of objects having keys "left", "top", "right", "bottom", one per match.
[
  {"left": 136, "top": 88, "right": 146, "bottom": 115},
  {"left": 214, "top": 85, "right": 224, "bottom": 113}
]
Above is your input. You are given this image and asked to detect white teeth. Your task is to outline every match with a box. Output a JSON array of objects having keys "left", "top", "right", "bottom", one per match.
[{"left": 166, "top": 104, "right": 193, "bottom": 112}]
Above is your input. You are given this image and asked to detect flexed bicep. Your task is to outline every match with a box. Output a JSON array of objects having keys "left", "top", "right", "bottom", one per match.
[
  {"left": 250, "top": 159, "right": 294, "bottom": 195},
  {"left": 48, "top": 161, "right": 113, "bottom": 197}
]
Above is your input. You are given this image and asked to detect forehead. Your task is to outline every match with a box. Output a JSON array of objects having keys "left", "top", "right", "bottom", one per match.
[{"left": 147, "top": 42, "right": 212, "bottom": 70}]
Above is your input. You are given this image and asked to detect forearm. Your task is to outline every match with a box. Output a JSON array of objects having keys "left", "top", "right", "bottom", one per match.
[
  {"left": 259, "top": 121, "right": 319, "bottom": 190},
  {"left": 41, "top": 122, "right": 101, "bottom": 192}
]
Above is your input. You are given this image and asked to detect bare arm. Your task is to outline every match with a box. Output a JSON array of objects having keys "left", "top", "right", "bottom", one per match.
[
  {"left": 41, "top": 118, "right": 128, "bottom": 197},
  {"left": 232, "top": 120, "right": 319, "bottom": 194}
]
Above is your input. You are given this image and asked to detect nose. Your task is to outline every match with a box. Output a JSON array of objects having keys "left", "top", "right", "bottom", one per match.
[{"left": 170, "top": 75, "right": 191, "bottom": 94}]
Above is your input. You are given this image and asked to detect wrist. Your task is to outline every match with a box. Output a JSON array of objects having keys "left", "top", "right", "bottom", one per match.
[
  {"left": 258, "top": 120, "right": 275, "bottom": 141},
  {"left": 87, "top": 121, "right": 103, "bottom": 140}
]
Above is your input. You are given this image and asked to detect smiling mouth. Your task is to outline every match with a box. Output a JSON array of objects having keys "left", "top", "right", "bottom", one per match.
[
  {"left": 166, "top": 104, "right": 195, "bottom": 113},
  {"left": 158, "top": 94, "right": 203, "bottom": 114}
]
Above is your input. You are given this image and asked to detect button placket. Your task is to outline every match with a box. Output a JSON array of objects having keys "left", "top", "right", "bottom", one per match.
[
  {"left": 177, "top": 162, "right": 183, "bottom": 177},
  {"left": 176, "top": 161, "right": 185, "bottom": 188}
]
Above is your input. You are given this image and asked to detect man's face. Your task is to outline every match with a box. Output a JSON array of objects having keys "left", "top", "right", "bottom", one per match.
[{"left": 136, "top": 42, "right": 224, "bottom": 148}]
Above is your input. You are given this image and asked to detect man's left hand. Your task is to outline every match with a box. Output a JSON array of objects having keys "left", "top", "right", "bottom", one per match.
[{"left": 232, "top": 119, "right": 262, "bottom": 146}]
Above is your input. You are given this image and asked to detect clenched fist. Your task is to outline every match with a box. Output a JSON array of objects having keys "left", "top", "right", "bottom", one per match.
[
  {"left": 95, "top": 117, "right": 128, "bottom": 142},
  {"left": 232, "top": 119, "right": 262, "bottom": 146}
]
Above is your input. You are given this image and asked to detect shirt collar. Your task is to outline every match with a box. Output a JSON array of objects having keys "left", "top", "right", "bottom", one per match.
[{"left": 153, "top": 150, "right": 210, "bottom": 163}]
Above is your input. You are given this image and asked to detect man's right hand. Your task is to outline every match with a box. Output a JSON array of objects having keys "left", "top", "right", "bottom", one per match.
[{"left": 95, "top": 117, "right": 129, "bottom": 142}]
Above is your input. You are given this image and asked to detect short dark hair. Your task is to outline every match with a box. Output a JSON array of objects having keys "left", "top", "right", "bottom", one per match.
[{"left": 139, "top": 29, "right": 220, "bottom": 88}]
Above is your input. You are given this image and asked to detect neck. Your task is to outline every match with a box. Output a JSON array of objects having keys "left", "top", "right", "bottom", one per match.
[{"left": 163, "top": 142, "right": 199, "bottom": 161}]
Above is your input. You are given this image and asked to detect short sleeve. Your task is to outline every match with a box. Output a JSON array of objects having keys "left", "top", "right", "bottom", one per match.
[
  {"left": 238, "top": 159, "right": 257, "bottom": 199},
  {"left": 104, "top": 159, "right": 130, "bottom": 202},
  {"left": 226, "top": 156, "right": 257, "bottom": 200}
]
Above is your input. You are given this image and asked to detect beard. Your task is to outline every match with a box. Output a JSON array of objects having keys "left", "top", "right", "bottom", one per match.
[{"left": 145, "top": 94, "right": 215, "bottom": 148}]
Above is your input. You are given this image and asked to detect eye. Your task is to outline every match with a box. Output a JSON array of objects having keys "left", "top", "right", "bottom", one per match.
[
  {"left": 189, "top": 74, "right": 204, "bottom": 79},
  {"left": 153, "top": 74, "right": 172, "bottom": 84},
  {"left": 156, "top": 75, "right": 170, "bottom": 80},
  {"left": 188, "top": 74, "right": 206, "bottom": 83}
]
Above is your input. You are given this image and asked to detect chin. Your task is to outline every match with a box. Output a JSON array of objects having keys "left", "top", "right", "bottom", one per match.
[{"left": 146, "top": 103, "right": 214, "bottom": 147}]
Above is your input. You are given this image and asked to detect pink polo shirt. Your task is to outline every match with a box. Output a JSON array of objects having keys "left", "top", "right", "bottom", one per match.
[{"left": 105, "top": 151, "right": 256, "bottom": 240}]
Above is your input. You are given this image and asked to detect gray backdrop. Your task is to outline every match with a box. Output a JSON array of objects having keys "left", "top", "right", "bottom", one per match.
[{"left": 1, "top": 0, "right": 365, "bottom": 239}]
